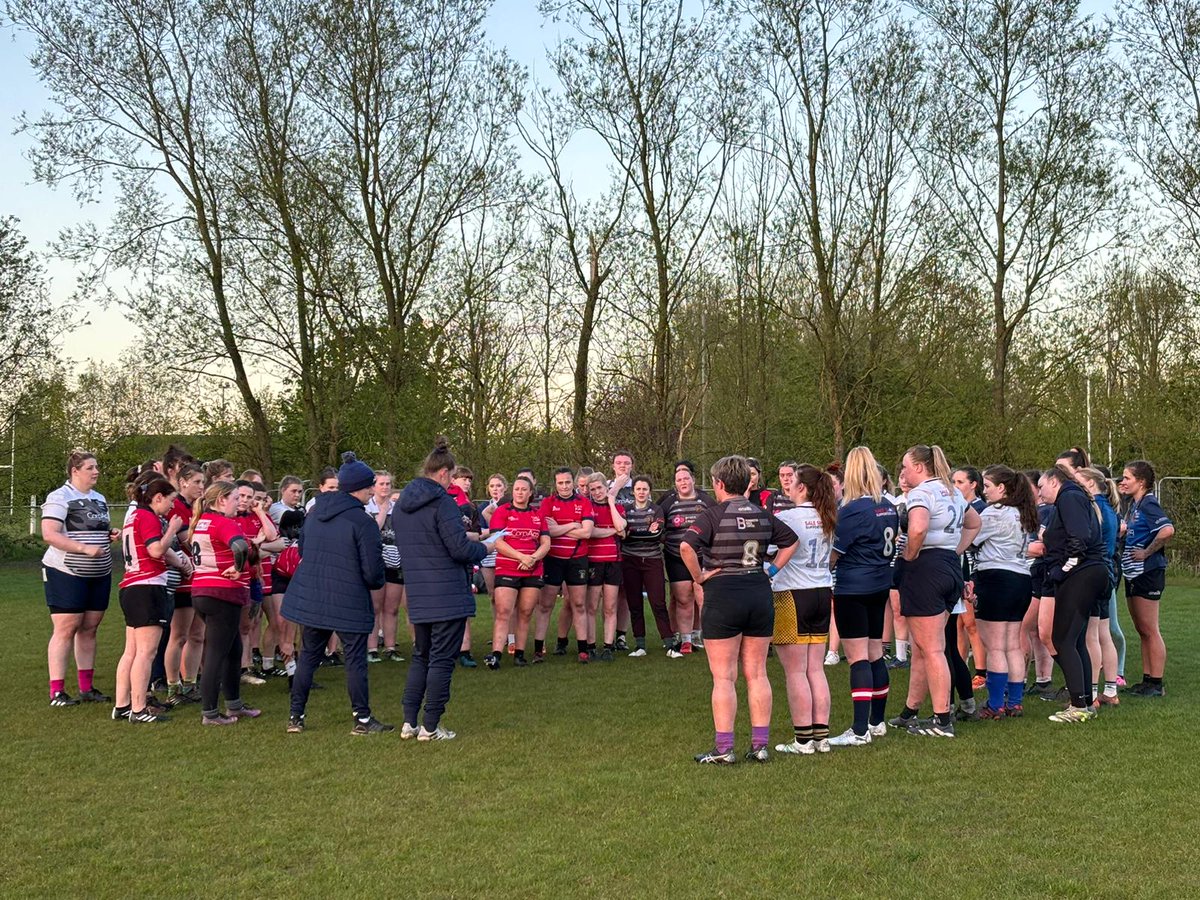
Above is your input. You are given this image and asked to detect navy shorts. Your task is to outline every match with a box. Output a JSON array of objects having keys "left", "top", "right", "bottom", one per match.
[
  {"left": 44, "top": 568, "right": 111, "bottom": 614},
  {"left": 974, "top": 569, "right": 1032, "bottom": 623},
  {"left": 899, "top": 549, "right": 963, "bottom": 618},
  {"left": 1125, "top": 569, "right": 1165, "bottom": 601}
]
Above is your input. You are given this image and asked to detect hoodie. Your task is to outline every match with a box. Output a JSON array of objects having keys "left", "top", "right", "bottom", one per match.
[
  {"left": 281, "top": 490, "right": 384, "bottom": 634},
  {"left": 1042, "top": 479, "right": 1105, "bottom": 585},
  {"left": 393, "top": 476, "right": 488, "bottom": 624}
]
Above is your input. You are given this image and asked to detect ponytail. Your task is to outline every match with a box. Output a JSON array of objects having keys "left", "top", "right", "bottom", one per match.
[
  {"left": 983, "top": 465, "right": 1039, "bottom": 533},
  {"left": 905, "top": 444, "right": 952, "bottom": 489},
  {"left": 195, "top": 480, "right": 236, "bottom": 522},
  {"left": 794, "top": 464, "right": 838, "bottom": 538}
]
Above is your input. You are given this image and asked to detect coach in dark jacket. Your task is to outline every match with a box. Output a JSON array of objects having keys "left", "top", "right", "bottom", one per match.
[
  {"left": 284, "top": 452, "right": 391, "bottom": 735},
  {"left": 393, "top": 438, "right": 487, "bottom": 741}
]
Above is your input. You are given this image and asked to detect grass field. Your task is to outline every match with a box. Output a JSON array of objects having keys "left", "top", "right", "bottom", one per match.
[{"left": 1, "top": 561, "right": 1197, "bottom": 899}]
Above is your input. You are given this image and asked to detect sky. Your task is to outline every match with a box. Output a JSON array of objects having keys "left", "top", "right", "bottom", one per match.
[{"left": 0, "top": 0, "right": 1119, "bottom": 370}]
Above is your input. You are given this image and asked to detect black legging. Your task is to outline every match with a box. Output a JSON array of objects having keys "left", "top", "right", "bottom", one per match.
[
  {"left": 193, "top": 595, "right": 243, "bottom": 716},
  {"left": 1052, "top": 565, "right": 1108, "bottom": 708},
  {"left": 945, "top": 612, "right": 974, "bottom": 704}
]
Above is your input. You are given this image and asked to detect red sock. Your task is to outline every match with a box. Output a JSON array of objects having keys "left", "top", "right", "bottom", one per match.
[
  {"left": 78, "top": 669, "right": 94, "bottom": 693},
  {"left": 50, "top": 679, "right": 65, "bottom": 697}
]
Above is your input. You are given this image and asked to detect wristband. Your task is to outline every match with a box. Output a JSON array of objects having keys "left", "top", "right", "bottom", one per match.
[{"left": 766, "top": 563, "right": 779, "bottom": 578}]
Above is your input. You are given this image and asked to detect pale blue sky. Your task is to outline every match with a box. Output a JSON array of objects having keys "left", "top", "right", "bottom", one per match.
[{"left": 0, "top": 0, "right": 1118, "bottom": 368}]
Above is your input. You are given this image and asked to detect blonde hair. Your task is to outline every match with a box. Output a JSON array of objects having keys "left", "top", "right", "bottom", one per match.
[
  {"left": 843, "top": 447, "right": 883, "bottom": 503},
  {"left": 905, "top": 444, "right": 953, "bottom": 489},
  {"left": 194, "top": 480, "right": 237, "bottom": 523},
  {"left": 585, "top": 472, "right": 607, "bottom": 491},
  {"left": 1078, "top": 467, "right": 1120, "bottom": 509}
]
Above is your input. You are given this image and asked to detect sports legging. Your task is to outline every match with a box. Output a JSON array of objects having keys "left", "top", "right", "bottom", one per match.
[
  {"left": 1107, "top": 589, "right": 1126, "bottom": 676},
  {"left": 193, "top": 595, "right": 243, "bottom": 715},
  {"left": 1052, "top": 566, "right": 1108, "bottom": 708},
  {"left": 945, "top": 613, "right": 974, "bottom": 704},
  {"left": 620, "top": 555, "right": 672, "bottom": 640}
]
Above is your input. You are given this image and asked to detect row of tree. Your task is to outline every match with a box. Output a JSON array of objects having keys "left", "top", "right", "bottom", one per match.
[{"left": 3, "top": 0, "right": 1200, "bottom": 494}]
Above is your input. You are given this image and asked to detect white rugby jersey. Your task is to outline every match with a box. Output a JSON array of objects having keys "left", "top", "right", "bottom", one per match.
[
  {"left": 770, "top": 504, "right": 833, "bottom": 591},
  {"left": 41, "top": 483, "right": 113, "bottom": 578},
  {"left": 974, "top": 505, "right": 1031, "bottom": 575},
  {"left": 906, "top": 479, "right": 967, "bottom": 552}
]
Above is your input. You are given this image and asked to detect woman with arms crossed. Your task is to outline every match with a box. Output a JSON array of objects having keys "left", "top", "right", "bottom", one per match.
[{"left": 681, "top": 455, "right": 798, "bottom": 764}]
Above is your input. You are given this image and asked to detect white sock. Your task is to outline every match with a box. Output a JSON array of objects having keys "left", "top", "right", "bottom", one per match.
[
  {"left": 507, "top": 633, "right": 516, "bottom": 645},
  {"left": 896, "top": 640, "right": 909, "bottom": 662}
]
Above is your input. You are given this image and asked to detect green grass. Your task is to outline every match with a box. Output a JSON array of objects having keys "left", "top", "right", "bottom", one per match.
[{"left": 1, "top": 561, "right": 1197, "bottom": 898}]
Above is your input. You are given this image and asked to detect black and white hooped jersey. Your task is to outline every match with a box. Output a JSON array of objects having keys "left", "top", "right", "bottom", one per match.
[
  {"left": 367, "top": 497, "right": 402, "bottom": 569},
  {"left": 41, "top": 483, "right": 113, "bottom": 578},
  {"left": 905, "top": 479, "right": 968, "bottom": 553},
  {"left": 683, "top": 498, "right": 797, "bottom": 575}
]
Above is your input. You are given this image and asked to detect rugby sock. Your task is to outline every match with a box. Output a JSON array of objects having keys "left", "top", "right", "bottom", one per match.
[
  {"left": 263, "top": 656, "right": 274, "bottom": 671},
  {"left": 577, "top": 639, "right": 588, "bottom": 656},
  {"left": 507, "top": 632, "right": 516, "bottom": 646},
  {"left": 900, "top": 705, "right": 919, "bottom": 721},
  {"left": 1092, "top": 683, "right": 1099, "bottom": 702},
  {"left": 1007, "top": 681, "right": 1025, "bottom": 706},
  {"left": 750, "top": 725, "right": 769, "bottom": 751},
  {"left": 78, "top": 669, "right": 94, "bottom": 693},
  {"left": 587, "top": 642, "right": 596, "bottom": 653},
  {"left": 935, "top": 711, "right": 952, "bottom": 726},
  {"left": 812, "top": 723, "right": 829, "bottom": 741},
  {"left": 850, "top": 661, "right": 873, "bottom": 735},
  {"left": 514, "top": 649, "right": 526, "bottom": 661},
  {"left": 896, "top": 640, "right": 909, "bottom": 662},
  {"left": 715, "top": 731, "right": 734, "bottom": 753},
  {"left": 534, "top": 640, "right": 545, "bottom": 654},
  {"left": 869, "top": 658, "right": 890, "bottom": 725},
  {"left": 604, "top": 643, "right": 614, "bottom": 651},
  {"left": 1104, "top": 681, "right": 1117, "bottom": 697},
  {"left": 50, "top": 679, "right": 64, "bottom": 698},
  {"left": 1146, "top": 675, "right": 1163, "bottom": 686},
  {"left": 555, "top": 637, "right": 568, "bottom": 652},
  {"left": 793, "top": 724, "right": 813, "bottom": 743},
  {"left": 986, "top": 671, "right": 1007, "bottom": 710}
]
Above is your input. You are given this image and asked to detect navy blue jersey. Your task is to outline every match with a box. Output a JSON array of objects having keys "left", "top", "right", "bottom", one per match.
[
  {"left": 832, "top": 496, "right": 900, "bottom": 594},
  {"left": 1121, "top": 493, "right": 1171, "bottom": 577}
]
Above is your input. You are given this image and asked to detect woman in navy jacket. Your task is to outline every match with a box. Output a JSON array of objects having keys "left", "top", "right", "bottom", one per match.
[
  {"left": 283, "top": 452, "right": 389, "bottom": 735},
  {"left": 394, "top": 438, "right": 488, "bottom": 742},
  {"left": 1037, "top": 466, "right": 1107, "bottom": 724}
]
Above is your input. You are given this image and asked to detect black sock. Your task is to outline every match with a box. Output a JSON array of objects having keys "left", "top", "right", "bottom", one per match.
[
  {"left": 850, "top": 660, "right": 872, "bottom": 735},
  {"left": 535, "top": 640, "right": 545, "bottom": 654},
  {"left": 577, "top": 639, "right": 587, "bottom": 655},
  {"left": 588, "top": 642, "right": 596, "bottom": 652},
  {"left": 1147, "top": 675, "right": 1163, "bottom": 685},
  {"left": 902, "top": 705, "right": 919, "bottom": 720},
  {"left": 604, "top": 642, "right": 614, "bottom": 651},
  {"left": 936, "top": 711, "right": 952, "bottom": 726},
  {"left": 515, "top": 649, "right": 525, "bottom": 660},
  {"left": 869, "top": 657, "right": 890, "bottom": 726},
  {"left": 794, "top": 724, "right": 813, "bottom": 742},
  {"left": 555, "top": 637, "right": 567, "bottom": 650}
]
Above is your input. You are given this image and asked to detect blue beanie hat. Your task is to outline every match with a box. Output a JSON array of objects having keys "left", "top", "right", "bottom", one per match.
[{"left": 337, "top": 451, "right": 375, "bottom": 493}]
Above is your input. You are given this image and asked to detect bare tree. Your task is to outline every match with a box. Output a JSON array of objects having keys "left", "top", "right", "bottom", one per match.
[
  {"left": 914, "top": 0, "right": 1123, "bottom": 457},
  {"left": 10, "top": 0, "right": 279, "bottom": 473},
  {"left": 542, "top": 0, "right": 749, "bottom": 448}
]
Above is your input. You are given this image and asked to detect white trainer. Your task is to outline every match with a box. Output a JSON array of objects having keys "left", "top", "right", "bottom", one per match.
[
  {"left": 828, "top": 727, "right": 871, "bottom": 747},
  {"left": 417, "top": 724, "right": 457, "bottom": 742},
  {"left": 868, "top": 722, "right": 887, "bottom": 738},
  {"left": 814, "top": 739, "right": 831, "bottom": 753},
  {"left": 628, "top": 648, "right": 647, "bottom": 658},
  {"left": 774, "top": 739, "right": 816, "bottom": 755},
  {"left": 400, "top": 722, "right": 420, "bottom": 740},
  {"left": 823, "top": 651, "right": 839, "bottom": 666}
]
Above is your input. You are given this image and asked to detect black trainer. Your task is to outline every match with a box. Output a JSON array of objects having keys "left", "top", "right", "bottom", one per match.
[
  {"left": 694, "top": 747, "right": 736, "bottom": 765},
  {"left": 287, "top": 715, "right": 305, "bottom": 734},
  {"left": 484, "top": 652, "right": 501, "bottom": 670},
  {"left": 129, "top": 708, "right": 170, "bottom": 723},
  {"left": 112, "top": 706, "right": 131, "bottom": 721},
  {"left": 350, "top": 716, "right": 395, "bottom": 736},
  {"left": 50, "top": 691, "right": 79, "bottom": 707},
  {"left": 78, "top": 687, "right": 112, "bottom": 703}
]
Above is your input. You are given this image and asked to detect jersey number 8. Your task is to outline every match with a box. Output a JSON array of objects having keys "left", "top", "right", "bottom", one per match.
[
  {"left": 741, "top": 540, "right": 760, "bottom": 567},
  {"left": 882, "top": 526, "right": 895, "bottom": 557}
]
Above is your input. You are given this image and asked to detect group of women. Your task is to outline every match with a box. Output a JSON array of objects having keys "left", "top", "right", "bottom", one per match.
[{"left": 38, "top": 442, "right": 1175, "bottom": 756}]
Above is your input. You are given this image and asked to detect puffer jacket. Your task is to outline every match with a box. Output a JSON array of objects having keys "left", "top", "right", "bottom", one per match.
[
  {"left": 393, "top": 477, "right": 487, "bottom": 624},
  {"left": 281, "top": 491, "right": 384, "bottom": 633}
]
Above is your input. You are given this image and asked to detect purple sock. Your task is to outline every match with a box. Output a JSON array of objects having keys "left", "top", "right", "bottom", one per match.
[
  {"left": 750, "top": 725, "right": 769, "bottom": 750},
  {"left": 715, "top": 731, "right": 734, "bottom": 753}
]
